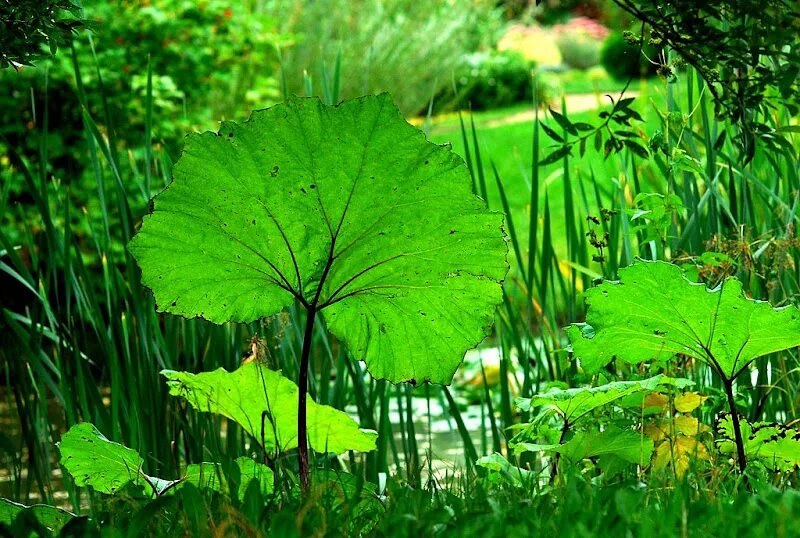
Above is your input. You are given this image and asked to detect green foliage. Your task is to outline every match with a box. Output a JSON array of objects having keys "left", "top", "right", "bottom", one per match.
[
  {"left": 600, "top": 31, "right": 658, "bottom": 81},
  {"left": 58, "top": 423, "right": 275, "bottom": 498},
  {"left": 163, "top": 363, "right": 377, "bottom": 455},
  {"left": 0, "top": 0, "right": 82, "bottom": 68},
  {"left": 516, "top": 374, "right": 692, "bottom": 424},
  {"left": 271, "top": 0, "right": 502, "bottom": 115},
  {"left": 444, "top": 50, "right": 536, "bottom": 111},
  {"left": 130, "top": 93, "right": 508, "bottom": 385},
  {"left": 611, "top": 0, "right": 800, "bottom": 159},
  {"left": 567, "top": 261, "right": 800, "bottom": 380},
  {"left": 182, "top": 457, "right": 274, "bottom": 500},
  {"left": 715, "top": 414, "right": 800, "bottom": 472},
  {"left": 0, "top": 499, "right": 74, "bottom": 534},
  {"left": 58, "top": 423, "right": 152, "bottom": 495}
]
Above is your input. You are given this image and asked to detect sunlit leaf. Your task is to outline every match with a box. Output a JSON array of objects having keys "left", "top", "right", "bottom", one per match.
[
  {"left": 58, "top": 423, "right": 148, "bottom": 494},
  {"left": 516, "top": 374, "right": 692, "bottom": 425},
  {"left": 163, "top": 363, "right": 377, "bottom": 455},
  {"left": 129, "top": 93, "right": 507, "bottom": 385},
  {"left": 674, "top": 392, "right": 708, "bottom": 413},
  {"left": 567, "top": 261, "right": 800, "bottom": 379}
]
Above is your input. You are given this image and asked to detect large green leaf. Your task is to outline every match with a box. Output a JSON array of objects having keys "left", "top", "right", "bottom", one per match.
[
  {"left": 129, "top": 93, "right": 507, "bottom": 384},
  {"left": 715, "top": 415, "right": 800, "bottom": 471},
  {"left": 516, "top": 374, "right": 692, "bottom": 424},
  {"left": 567, "top": 261, "right": 800, "bottom": 378},
  {"left": 58, "top": 423, "right": 149, "bottom": 494},
  {"left": 0, "top": 499, "right": 74, "bottom": 533},
  {"left": 163, "top": 363, "right": 377, "bottom": 454}
]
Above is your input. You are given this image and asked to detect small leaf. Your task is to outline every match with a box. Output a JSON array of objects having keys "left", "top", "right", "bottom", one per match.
[
  {"left": 614, "top": 97, "right": 636, "bottom": 111},
  {"left": 183, "top": 457, "right": 274, "bottom": 498},
  {"left": 653, "top": 436, "right": 709, "bottom": 476},
  {"left": 559, "top": 429, "right": 653, "bottom": 465},
  {"left": 573, "top": 122, "right": 595, "bottom": 132},
  {"left": 516, "top": 375, "right": 691, "bottom": 424},
  {"left": 539, "top": 145, "right": 572, "bottom": 166},
  {"left": 58, "top": 423, "right": 147, "bottom": 494},
  {"left": 623, "top": 139, "right": 650, "bottom": 159},
  {"left": 541, "top": 122, "right": 565, "bottom": 143},
  {"left": 549, "top": 108, "right": 577, "bottom": 135},
  {"left": 476, "top": 453, "right": 535, "bottom": 487},
  {"left": 674, "top": 392, "right": 708, "bottom": 413},
  {"left": 163, "top": 363, "right": 377, "bottom": 455}
]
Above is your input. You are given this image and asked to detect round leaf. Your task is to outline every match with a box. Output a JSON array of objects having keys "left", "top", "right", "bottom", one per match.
[{"left": 129, "top": 94, "right": 507, "bottom": 384}]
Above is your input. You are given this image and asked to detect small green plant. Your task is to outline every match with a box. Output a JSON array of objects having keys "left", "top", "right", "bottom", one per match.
[
  {"left": 511, "top": 374, "right": 692, "bottom": 479},
  {"left": 568, "top": 260, "right": 800, "bottom": 473},
  {"left": 128, "top": 93, "right": 508, "bottom": 489}
]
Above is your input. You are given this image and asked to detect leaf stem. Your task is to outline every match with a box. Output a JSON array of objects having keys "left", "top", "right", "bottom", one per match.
[
  {"left": 550, "top": 419, "right": 570, "bottom": 484},
  {"left": 722, "top": 379, "right": 747, "bottom": 473},
  {"left": 297, "top": 304, "right": 316, "bottom": 491}
]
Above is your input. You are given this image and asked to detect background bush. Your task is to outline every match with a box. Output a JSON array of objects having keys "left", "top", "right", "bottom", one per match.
[
  {"left": 268, "top": 0, "right": 503, "bottom": 115},
  {"left": 600, "top": 30, "right": 659, "bottom": 81},
  {"left": 443, "top": 49, "right": 535, "bottom": 111}
]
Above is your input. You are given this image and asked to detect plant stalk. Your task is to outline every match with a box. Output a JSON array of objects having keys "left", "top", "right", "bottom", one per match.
[
  {"left": 297, "top": 305, "right": 317, "bottom": 491},
  {"left": 550, "top": 419, "right": 570, "bottom": 483},
  {"left": 722, "top": 379, "right": 747, "bottom": 473}
]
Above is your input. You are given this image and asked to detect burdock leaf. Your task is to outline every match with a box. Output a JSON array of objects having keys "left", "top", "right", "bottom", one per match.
[
  {"left": 567, "top": 261, "right": 800, "bottom": 378},
  {"left": 716, "top": 415, "right": 800, "bottom": 471},
  {"left": 129, "top": 93, "right": 507, "bottom": 384},
  {"left": 0, "top": 499, "right": 74, "bottom": 532},
  {"left": 162, "top": 363, "right": 377, "bottom": 455},
  {"left": 515, "top": 374, "right": 691, "bottom": 424},
  {"left": 58, "top": 423, "right": 148, "bottom": 494}
]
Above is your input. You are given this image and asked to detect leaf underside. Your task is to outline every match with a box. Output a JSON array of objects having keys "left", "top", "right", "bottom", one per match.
[
  {"left": 162, "top": 362, "right": 377, "bottom": 455},
  {"left": 567, "top": 261, "right": 800, "bottom": 379},
  {"left": 129, "top": 93, "right": 508, "bottom": 384}
]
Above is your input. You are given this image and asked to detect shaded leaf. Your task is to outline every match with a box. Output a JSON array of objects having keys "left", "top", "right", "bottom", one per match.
[
  {"left": 183, "top": 457, "right": 274, "bottom": 498},
  {"left": 0, "top": 499, "right": 74, "bottom": 533},
  {"left": 716, "top": 415, "right": 800, "bottom": 471}
]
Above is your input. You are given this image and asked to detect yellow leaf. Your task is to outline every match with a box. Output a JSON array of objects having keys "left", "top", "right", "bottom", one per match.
[
  {"left": 651, "top": 436, "right": 709, "bottom": 477},
  {"left": 644, "top": 422, "right": 666, "bottom": 442},
  {"left": 674, "top": 392, "right": 708, "bottom": 413},
  {"left": 642, "top": 392, "right": 669, "bottom": 411},
  {"left": 672, "top": 415, "right": 710, "bottom": 436}
]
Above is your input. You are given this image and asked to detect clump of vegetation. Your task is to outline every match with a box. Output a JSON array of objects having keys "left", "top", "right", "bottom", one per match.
[{"left": 600, "top": 30, "right": 659, "bottom": 81}]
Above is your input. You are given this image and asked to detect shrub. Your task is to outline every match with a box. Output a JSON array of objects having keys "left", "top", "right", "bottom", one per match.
[
  {"left": 270, "top": 0, "right": 502, "bottom": 115},
  {"left": 445, "top": 50, "right": 535, "bottom": 111},
  {"left": 555, "top": 32, "right": 601, "bottom": 70},
  {"left": 600, "top": 31, "right": 659, "bottom": 81},
  {"left": 553, "top": 17, "right": 608, "bottom": 70}
]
